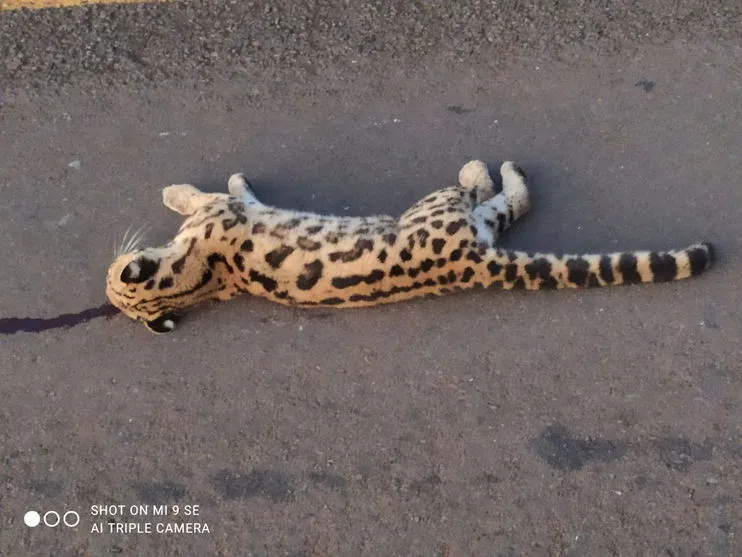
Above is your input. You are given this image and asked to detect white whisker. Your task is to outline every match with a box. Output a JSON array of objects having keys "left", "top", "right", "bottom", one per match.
[
  {"left": 127, "top": 225, "right": 149, "bottom": 253},
  {"left": 116, "top": 224, "right": 133, "bottom": 258},
  {"left": 115, "top": 223, "right": 150, "bottom": 257}
]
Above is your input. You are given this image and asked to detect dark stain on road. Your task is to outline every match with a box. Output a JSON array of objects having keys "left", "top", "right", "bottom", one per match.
[
  {"left": 132, "top": 480, "right": 187, "bottom": 504},
  {"left": 534, "top": 424, "right": 627, "bottom": 471},
  {"left": 0, "top": 303, "right": 119, "bottom": 335},
  {"left": 635, "top": 79, "right": 656, "bottom": 93},
  {"left": 26, "top": 479, "right": 64, "bottom": 497},
  {"left": 308, "top": 471, "right": 348, "bottom": 490},
  {"left": 211, "top": 469, "right": 295, "bottom": 502},
  {"left": 410, "top": 473, "right": 443, "bottom": 496},
  {"left": 473, "top": 472, "right": 502, "bottom": 485},
  {"left": 655, "top": 437, "right": 713, "bottom": 472},
  {"left": 446, "top": 105, "right": 475, "bottom": 114},
  {"left": 535, "top": 426, "right": 722, "bottom": 472}
]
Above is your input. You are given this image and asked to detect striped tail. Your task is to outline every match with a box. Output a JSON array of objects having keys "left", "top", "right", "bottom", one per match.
[{"left": 482, "top": 242, "right": 714, "bottom": 290}]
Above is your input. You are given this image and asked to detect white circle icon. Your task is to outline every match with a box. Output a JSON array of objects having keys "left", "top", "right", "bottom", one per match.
[
  {"left": 43, "top": 511, "right": 61, "bottom": 527},
  {"left": 63, "top": 511, "right": 80, "bottom": 528},
  {"left": 24, "top": 511, "right": 41, "bottom": 527}
]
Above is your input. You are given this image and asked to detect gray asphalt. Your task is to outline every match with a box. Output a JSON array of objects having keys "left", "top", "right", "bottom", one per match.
[{"left": 1, "top": 2, "right": 741, "bottom": 556}]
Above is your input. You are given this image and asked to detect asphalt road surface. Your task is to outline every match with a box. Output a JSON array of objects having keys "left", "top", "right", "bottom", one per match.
[{"left": 1, "top": 2, "right": 741, "bottom": 556}]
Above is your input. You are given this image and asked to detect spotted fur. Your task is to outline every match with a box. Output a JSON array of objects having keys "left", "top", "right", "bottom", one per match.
[{"left": 105, "top": 161, "right": 714, "bottom": 333}]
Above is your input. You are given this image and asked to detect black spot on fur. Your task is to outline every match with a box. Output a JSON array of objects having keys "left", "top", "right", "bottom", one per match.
[
  {"left": 431, "top": 209, "right": 445, "bottom": 217},
  {"left": 171, "top": 238, "right": 197, "bottom": 274},
  {"left": 496, "top": 213, "right": 507, "bottom": 233},
  {"left": 488, "top": 261, "right": 502, "bottom": 276},
  {"left": 447, "top": 270, "right": 457, "bottom": 282},
  {"left": 233, "top": 253, "right": 245, "bottom": 272},
  {"left": 249, "top": 270, "right": 277, "bottom": 292},
  {"left": 278, "top": 218, "right": 301, "bottom": 229},
  {"left": 349, "top": 292, "right": 382, "bottom": 303},
  {"left": 252, "top": 223, "right": 266, "bottom": 234},
  {"left": 420, "top": 259, "right": 435, "bottom": 272},
  {"left": 423, "top": 278, "right": 436, "bottom": 287},
  {"left": 329, "top": 239, "right": 374, "bottom": 263},
  {"left": 390, "top": 264, "right": 405, "bottom": 277},
  {"left": 144, "top": 280, "right": 155, "bottom": 290},
  {"left": 153, "top": 268, "right": 212, "bottom": 302},
  {"left": 461, "top": 267, "right": 475, "bottom": 283},
  {"left": 459, "top": 240, "right": 469, "bottom": 248},
  {"left": 588, "top": 273, "right": 601, "bottom": 287},
  {"left": 649, "top": 252, "right": 677, "bottom": 282},
  {"left": 432, "top": 238, "right": 446, "bottom": 254},
  {"left": 411, "top": 216, "right": 427, "bottom": 224},
  {"left": 320, "top": 297, "right": 345, "bottom": 305},
  {"left": 566, "top": 258, "right": 590, "bottom": 286},
  {"left": 158, "top": 277, "right": 174, "bottom": 289},
  {"left": 306, "top": 225, "right": 323, "bottom": 234},
  {"left": 204, "top": 223, "right": 214, "bottom": 239},
  {"left": 121, "top": 257, "right": 159, "bottom": 284},
  {"left": 297, "top": 260, "right": 323, "bottom": 290},
  {"left": 332, "top": 270, "right": 385, "bottom": 289},
  {"left": 618, "top": 253, "right": 642, "bottom": 284},
  {"left": 297, "top": 237, "right": 322, "bottom": 251},
  {"left": 265, "top": 245, "right": 295, "bottom": 269},
  {"left": 466, "top": 251, "right": 482, "bottom": 263},
  {"left": 687, "top": 244, "right": 712, "bottom": 276},
  {"left": 438, "top": 275, "right": 449, "bottom": 285},
  {"left": 598, "top": 255, "right": 614, "bottom": 284},
  {"left": 399, "top": 249, "right": 412, "bottom": 262},
  {"left": 450, "top": 249, "right": 462, "bottom": 261},
  {"left": 504, "top": 264, "right": 518, "bottom": 282},
  {"left": 377, "top": 249, "right": 388, "bottom": 263},
  {"left": 436, "top": 258, "right": 447, "bottom": 268},
  {"left": 208, "top": 253, "right": 234, "bottom": 273},
  {"left": 274, "top": 290, "right": 290, "bottom": 299},
  {"left": 345, "top": 280, "right": 436, "bottom": 303},
  {"left": 446, "top": 219, "right": 466, "bottom": 235},
  {"left": 240, "top": 239, "right": 254, "bottom": 252},
  {"left": 382, "top": 233, "right": 397, "bottom": 246},
  {"left": 525, "top": 258, "right": 552, "bottom": 281},
  {"left": 407, "top": 268, "right": 420, "bottom": 278},
  {"left": 416, "top": 229, "right": 430, "bottom": 247},
  {"left": 431, "top": 220, "right": 444, "bottom": 229},
  {"left": 541, "top": 276, "right": 558, "bottom": 289},
  {"left": 222, "top": 206, "right": 248, "bottom": 230}
]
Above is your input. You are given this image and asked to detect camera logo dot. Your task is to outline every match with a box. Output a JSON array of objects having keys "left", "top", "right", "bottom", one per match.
[
  {"left": 24, "top": 510, "right": 80, "bottom": 528},
  {"left": 24, "top": 511, "right": 41, "bottom": 527}
]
